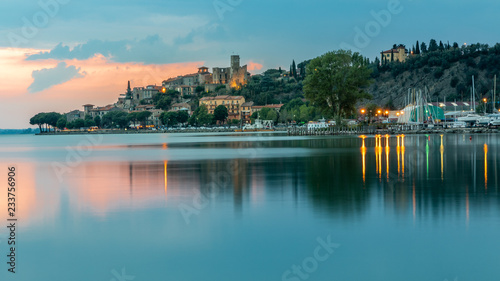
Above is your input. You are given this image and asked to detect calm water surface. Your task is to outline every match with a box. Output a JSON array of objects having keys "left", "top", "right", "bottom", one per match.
[{"left": 0, "top": 132, "right": 499, "bottom": 281}]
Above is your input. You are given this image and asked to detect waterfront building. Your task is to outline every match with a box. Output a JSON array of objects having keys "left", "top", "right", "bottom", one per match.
[{"left": 199, "top": 95, "right": 245, "bottom": 120}]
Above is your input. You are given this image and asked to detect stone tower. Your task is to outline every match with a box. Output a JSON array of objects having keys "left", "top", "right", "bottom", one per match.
[{"left": 231, "top": 55, "right": 240, "bottom": 69}]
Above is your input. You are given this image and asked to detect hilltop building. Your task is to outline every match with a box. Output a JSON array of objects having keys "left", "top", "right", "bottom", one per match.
[
  {"left": 212, "top": 55, "right": 249, "bottom": 88},
  {"left": 381, "top": 45, "right": 408, "bottom": 63},
  {"left": 163, "top": 55, "right": 250, "bottom": 94}
]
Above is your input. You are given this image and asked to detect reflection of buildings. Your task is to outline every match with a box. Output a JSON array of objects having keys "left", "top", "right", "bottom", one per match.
[{"left": 360, "top": 134, "right": 498, "bottom": 223}]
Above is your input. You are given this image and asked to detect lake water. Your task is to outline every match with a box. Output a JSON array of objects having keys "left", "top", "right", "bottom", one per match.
[{"left": 0, "top": 132, "right": 499, "bottom": 281}]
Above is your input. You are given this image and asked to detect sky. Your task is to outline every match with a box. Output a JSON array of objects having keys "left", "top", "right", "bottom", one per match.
[{"left": 1, "top": 0, "right": 500, "bottom": 128}]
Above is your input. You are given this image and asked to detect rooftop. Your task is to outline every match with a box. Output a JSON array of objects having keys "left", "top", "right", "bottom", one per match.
[{"left": 200, "top": 95, "right": 245, "bottom": 101}]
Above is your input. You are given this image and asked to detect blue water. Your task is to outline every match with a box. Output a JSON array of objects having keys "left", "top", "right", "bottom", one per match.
[{"left": 0, "top": 133, "right": 499, "bottom": 281}]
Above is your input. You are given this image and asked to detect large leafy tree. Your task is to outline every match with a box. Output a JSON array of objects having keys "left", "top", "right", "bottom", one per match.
[
  {"left": 177, "top": 110, "right": 189, "bottom": 124},
  {"left": 303, "top": 50, "right": 372, "bottom": 119},
  {"left": 102, "top": 111, "right": 129, "bottom": 128},
  {"left": 94, "top": 115, "right": 101, "bottom": 128},
  {"left": 160, "top": 111, "right": 179, "bottom": 127},
  {"left": 191, "top": 105, "right": 214, "bottom": 126},
  {"left": 213, "top": 105, "right": 228, "bottom": 124},
  {"left": 137, "top": 111, "right": 152, "bottom": 127},
  {"left": 56, "top": 116, "right": 67, "bottom": 130},
  {"left": 45, "top": 112, "right": 62, "bottom": 132},
  {"left": 29, "top": 113, "right": 46, "bottom": 132}
]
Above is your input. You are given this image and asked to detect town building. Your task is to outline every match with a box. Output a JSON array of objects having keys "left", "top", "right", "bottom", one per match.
[
  {"left": 251, "top": 104, "right": 284, "bottom": 120},
  {"left": 381, "top": 45, "right": 408, "bottom": 63},
  {"left": 240, "top": 101, "right": 254, "bottom": 123},
  {"left": 252, "top": 104, "right": 284, "bottom": 112},
  {"left": 199, "top": 95, "right": 245, "bottom": 120},
  {"left": 65, "top": 110, "right": 85, "bottom": 122},
  {"left": 162, "top": 67, "right": 212, "bottom": 95},
  {"left": 171, "top": 103, "right": 192, "bottom": 115},
  {"left": 83, "top": 104, "right": 124, "bottom": 118}
]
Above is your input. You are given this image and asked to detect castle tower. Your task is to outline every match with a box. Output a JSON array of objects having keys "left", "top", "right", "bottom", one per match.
[{"left": 231, "top": 55, "right": 240, "bottom": 69}]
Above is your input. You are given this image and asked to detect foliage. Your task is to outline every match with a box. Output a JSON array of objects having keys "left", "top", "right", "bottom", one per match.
[
  {"left": 102, "top": 111, "right": 129, "bottom": 128},
  {"left": 84, "top": 119, "right": 96, "bottom": 127},
  {"left": 94, "top": 115, "right": 101, "bottom": 127},
  {"left": 29, "top": 112, "right": 62, "bottom": 132},
  {"left": 177, "top": 110, "right": 189, "bottom": 124},
  {"left": 188, "top": 105, "right": 214, "bottom": 126},
  {"left": 56, "top": 116, "right": 67, "bottom": 129},
  {"left": 67, "top": 119, "right": 85, "bottom": 129},
  {"left": 136, "top": 111, "right": 152, "bottom": 126},
  {"left": 213, "top": 105, "right": 229, "bottom": 124},
  {"left": 160, "top": 111, "right": 180, "bottom": 127},
  {"left": 159, "top": 110, "right": 189, "bottom": 127},
  {"left": 303, "top": 50, "right": 373, "bottom": 118}
]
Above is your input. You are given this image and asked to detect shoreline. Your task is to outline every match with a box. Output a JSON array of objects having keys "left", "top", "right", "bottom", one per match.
[{"left": 34, "top": 127, "right": 500, "bottom": 136}]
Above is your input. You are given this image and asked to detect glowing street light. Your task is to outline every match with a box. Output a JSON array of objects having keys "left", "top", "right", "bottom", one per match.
[
  {"left": 377, "top": 110, "right": 382, "bottom": 114},
  {"left": 360, "top": 109, "right": 366, "bottom": 114}
]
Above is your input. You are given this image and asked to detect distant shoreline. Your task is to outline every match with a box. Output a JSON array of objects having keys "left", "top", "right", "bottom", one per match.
[{"left": 35, "top": 128, "right": 288, "bottom": 136}]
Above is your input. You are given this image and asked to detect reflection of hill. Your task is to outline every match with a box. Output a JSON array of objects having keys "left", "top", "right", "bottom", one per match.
[{"left": 305, "top": 153, "right": 370, "bottom": 218}]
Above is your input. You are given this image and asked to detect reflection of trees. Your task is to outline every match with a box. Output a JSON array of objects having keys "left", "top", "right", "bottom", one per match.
[{"left": 305, "top": 154, "right": 370, "bottom": 217}]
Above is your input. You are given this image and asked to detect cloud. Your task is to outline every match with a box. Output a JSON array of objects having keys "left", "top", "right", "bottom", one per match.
[
  {"left": 247, "top": 61, "right": 263, "bottom": 72},
  {"left": 28, "top": 62, "right": 85, "bottom": 93},
  {"left": 26, "top": 35, "right": 181, "bottom": 64}
]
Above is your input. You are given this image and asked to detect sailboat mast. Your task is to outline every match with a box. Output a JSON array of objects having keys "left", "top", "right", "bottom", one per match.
[
  {"left": 494, "top": 75, "right": 497, "bottom": 112},
  {"left": 472, "top": 75, "right": 476, "bottom": 112}
]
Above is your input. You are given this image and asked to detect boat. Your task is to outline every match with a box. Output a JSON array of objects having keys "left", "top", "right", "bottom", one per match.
[
  {"left": 239, "top": 119, "right": 274, "bottom": 132},
  {"left": 307, "top": 118, "right": 335, "bottom": 129},
  {"left": 487, "top": 114, "right": 500, "bottom": 127},
  {"left": 457, "top": 113, "right": 481, "bottom": 123},
  {"left": 477, "top": 116, "right": 491, "bottom": 126}
]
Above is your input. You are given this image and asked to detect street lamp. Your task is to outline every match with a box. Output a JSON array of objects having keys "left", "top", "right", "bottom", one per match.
[{"left": 483, "top": 98, "right": 487, "bottom": 114}]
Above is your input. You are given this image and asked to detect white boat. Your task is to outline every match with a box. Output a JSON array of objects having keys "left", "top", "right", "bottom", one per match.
[
  {"left": 477, "top": 116, "right": 491, "bottom": 126},
  {"left": 307, "top": 118, "right": 334, "bottom": 129},
  {"left": 488, "top": 114, "right": 500, "bottom": 126},
  {"left": 457, "top": 113, "right": 481, "bottom": 123},
  {"left": 241, "top": 119, "right": 273, "bottom": 131}
]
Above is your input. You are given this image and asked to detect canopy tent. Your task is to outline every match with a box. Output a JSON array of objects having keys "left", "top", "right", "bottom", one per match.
[{"left": 397, "top": 105, "right": 445, "bottom": 124}]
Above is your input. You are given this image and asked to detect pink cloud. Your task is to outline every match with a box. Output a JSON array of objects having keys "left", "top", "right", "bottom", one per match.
[
  {"left": 247, "top": 60, "right": 263, "bottom": 73},
  {"left": 0, "top": 48, "right": 203, "bottom": 128}
]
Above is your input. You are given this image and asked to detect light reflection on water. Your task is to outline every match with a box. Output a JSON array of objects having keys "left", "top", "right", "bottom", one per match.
[{"left": 0, "top": 133, "right": 499, "bottom": 281}]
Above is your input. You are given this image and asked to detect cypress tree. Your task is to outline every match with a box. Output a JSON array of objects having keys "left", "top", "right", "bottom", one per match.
[
  {"left": 439, "top": 40, "right": 445, "bottom": 51},
  {"left": 125, "top": 81, "right": 132, "bottom": 99},
  {"left": 415, "top": 41, "right": 420, "bottom": 54},
  {"left": 292, "top": 60, "right": 297, "bottom": 78},
  {"left": 421, "top": 42, "right": 428, "bottom": 53}
]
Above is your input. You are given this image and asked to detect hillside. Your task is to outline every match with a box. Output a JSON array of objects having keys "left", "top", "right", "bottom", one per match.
[{"left": 367, "top": 42, "right": 500, "bottom": 109}]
